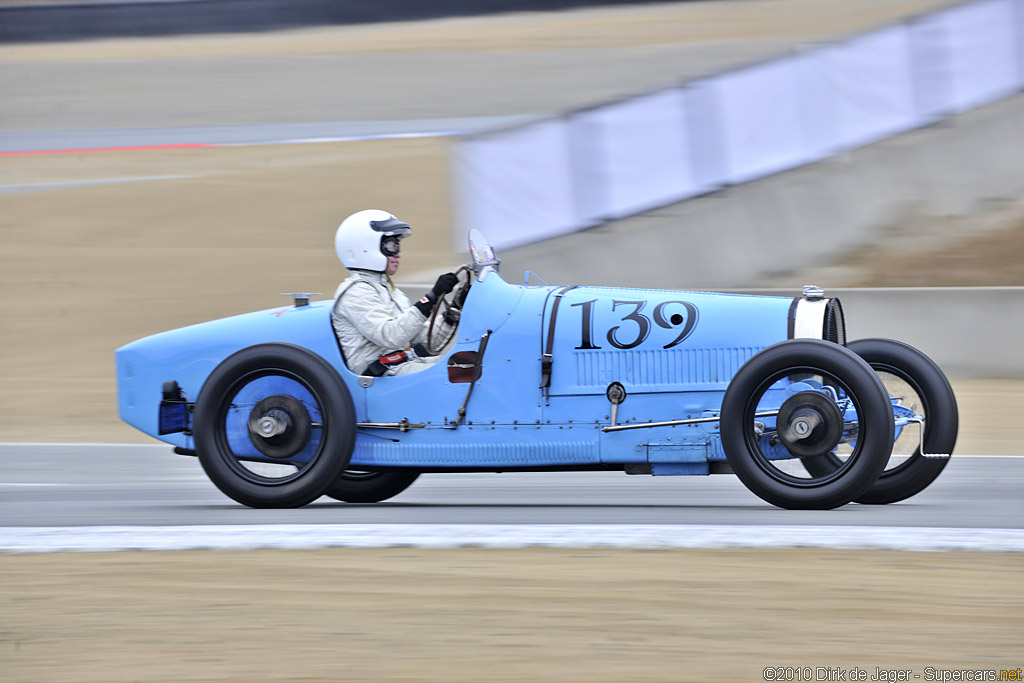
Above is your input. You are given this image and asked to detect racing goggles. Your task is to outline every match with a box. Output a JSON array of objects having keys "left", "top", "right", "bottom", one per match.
[{"left": 380, "top": 235, "right": 403, "bottom": 257}]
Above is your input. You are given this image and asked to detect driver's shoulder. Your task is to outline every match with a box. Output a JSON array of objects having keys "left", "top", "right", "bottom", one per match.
[
  {"left": 336, "top": 272, "right": 387, "bottom": 298},
  {"left": 332, "top": 281, "right": 382, "bottom": 317}
]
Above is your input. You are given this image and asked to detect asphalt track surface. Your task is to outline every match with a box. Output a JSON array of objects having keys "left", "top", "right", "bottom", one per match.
[
  {"left": 0, "top": 116, "right": 538, "bottom": 155},
  {"left": 2, "top": 444, "right": 1021, "bottom": 529},
  {"left": 0, "top": 38, "right": 791, "bottom": 133},
  {"left": 0, "top": 2, "right": 951, "bottom": 152}
]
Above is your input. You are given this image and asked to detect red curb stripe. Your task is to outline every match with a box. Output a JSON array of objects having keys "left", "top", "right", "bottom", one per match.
[{"left": 0, "top": 143, "right": 221, "bottom": 157}]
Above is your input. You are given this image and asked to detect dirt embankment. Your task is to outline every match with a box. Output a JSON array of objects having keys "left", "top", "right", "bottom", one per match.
[{"left": 2, "top": 547, "right": 1022, "bottom": 682}]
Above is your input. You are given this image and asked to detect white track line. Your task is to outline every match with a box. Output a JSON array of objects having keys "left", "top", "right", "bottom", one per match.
[
  {"left": 1, "top": 524, "right": 1022, "bottom": 554},
  {"left": 221, "top": 131, "right": 465, "bottom": 146},
  {"left": 0, "top": 176, "right": 190, "bottom": 195}
]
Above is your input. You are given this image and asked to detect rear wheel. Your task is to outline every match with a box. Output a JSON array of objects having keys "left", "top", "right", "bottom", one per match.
[
  {"left": 802, "top": 338, "right": 957, "bottom": 504},
  {"left": 326, "top": 470, "right": 421, "bottom": 503},
  {"left": 194, "top": 344, "right": 355, "bottom": 508},
  {"left": 721, "top": 339, "right": 893, "bottom": 510}
]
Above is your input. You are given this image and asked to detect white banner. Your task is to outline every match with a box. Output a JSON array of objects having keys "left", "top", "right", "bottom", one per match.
[
  {"left": 908, "top": 11, "right": 956, "bottom": 120},
  {"left": 569, "top": 89, "right": 706, "bottom": 221},
  {"left": 791, "top": 46, "right": 842, "bottom": 160},
  {"left": 937, "top": 0, "right": 1021, "bottom": 111},
  {"left": 1018, "top": 0, "right": 1024, "bottom": 87},
  {"left": 710, "top": 58, "right": 810, "bottom": 184},
  {"left": 806, "top": 25, "right": 920, "bottom": 150},
  {"left": 684, "top": 82, "right": 730, "bottom": 190},
  {"left": 452, "top": 119, "right": 581, "bottom": 252}
]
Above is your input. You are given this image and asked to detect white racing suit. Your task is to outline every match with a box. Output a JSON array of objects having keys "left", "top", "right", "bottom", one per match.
[{"left": 332, "top": 270, "right": 447, "bottom": 376}]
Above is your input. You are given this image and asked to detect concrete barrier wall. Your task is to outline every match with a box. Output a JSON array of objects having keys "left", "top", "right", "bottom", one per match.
[
  {"left": 497, "top": 91, "right": 1024, "bottom": 292},
  {"left": 740, "top": 287, "right": 1024, "bottom": 379}
]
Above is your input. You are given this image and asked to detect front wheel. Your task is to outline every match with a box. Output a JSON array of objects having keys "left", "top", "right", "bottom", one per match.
[
  {"left": 194, "top": 343, "right": 356, "bottom": 508},
  {"left": 802, "top": 338, "right": 957, "bottom": 504},
  {"left": 721, "top": 339, "right": 894, "bottom": 510},
  {"left": 326, "top": 470, "right": 421, "bottom": 503}
]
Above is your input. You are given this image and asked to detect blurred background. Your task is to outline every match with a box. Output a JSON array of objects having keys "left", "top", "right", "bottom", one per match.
[
  {"left": 1, "top": 3, "right": 1022, "bottom": 682},
  {"left": 0, "top": 0, "right": 1021, "bottom": 445}
]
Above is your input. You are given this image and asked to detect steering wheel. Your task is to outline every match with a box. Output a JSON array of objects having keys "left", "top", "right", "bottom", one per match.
[{"left": 425, "top": 265, "right": 473, "bottom": 356}]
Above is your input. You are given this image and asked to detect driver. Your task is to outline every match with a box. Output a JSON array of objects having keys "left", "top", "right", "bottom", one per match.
[{"left": 332, "top": 209, "right": 459, "bottom": 376}]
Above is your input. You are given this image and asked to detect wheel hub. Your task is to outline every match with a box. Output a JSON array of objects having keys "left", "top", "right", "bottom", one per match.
[
  {"left": 247, "top": 395, "right": 312, "bottom": 459},
  {"left": 776, "top": 390, "right": 845, "bottom": 458},
  {"left": 256, "top": 410, "right": 290, "bottom": 438}
]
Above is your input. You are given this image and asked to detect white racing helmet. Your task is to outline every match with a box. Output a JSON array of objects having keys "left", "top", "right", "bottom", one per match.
[{"left": 334, "top": 209, "right": 411, "bottom": 272}]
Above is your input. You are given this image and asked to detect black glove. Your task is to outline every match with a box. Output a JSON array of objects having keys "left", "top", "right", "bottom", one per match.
[
  {"left": 414, "top": 273, "right": 459, "bottom": 316},
  {"left": 433, "top": 273, "right": 459, "bottom": 296}
]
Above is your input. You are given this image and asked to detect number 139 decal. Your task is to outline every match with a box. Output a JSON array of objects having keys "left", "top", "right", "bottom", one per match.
[{"left": 570, "top": 299, "right": 699, "bottom": 350}]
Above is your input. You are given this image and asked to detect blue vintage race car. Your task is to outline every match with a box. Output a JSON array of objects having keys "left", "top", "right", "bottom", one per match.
[{"left": 116, "top": 231, "right": 957, "bottom": 510}]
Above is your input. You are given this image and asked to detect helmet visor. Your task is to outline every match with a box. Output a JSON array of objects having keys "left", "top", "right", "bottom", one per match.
[
  {"left": 380, "top": 235, "right": 403, "bottom": 257},
  {"left": 369, "top": 217, "right": 411, "bottom": 235}
]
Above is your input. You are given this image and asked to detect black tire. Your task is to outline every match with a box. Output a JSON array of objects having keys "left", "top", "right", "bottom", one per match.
[
  {"left": 802, "top": 338, "right": 957, "bottom": 504},
  {"left": 326, "top": 470, "right": 421, "bottom": 503},
  {"left": 721, "top": 339, "right": 894, "bottom": 510},
  {"left": 194, "top": 343, "right": 355, "bottom": 508}
]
